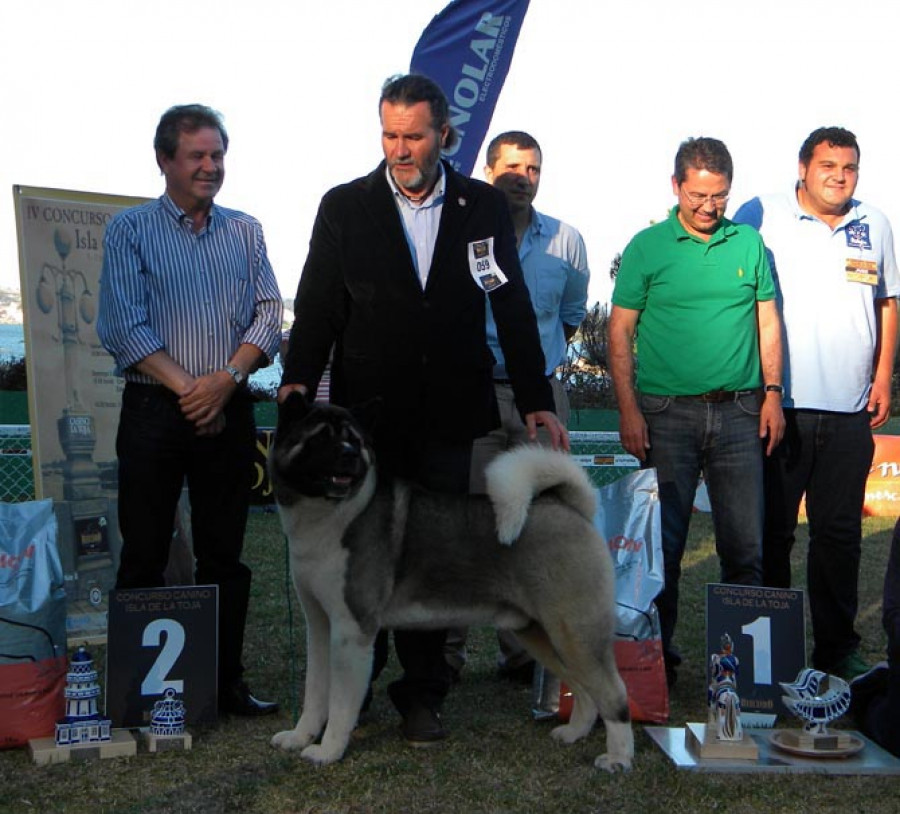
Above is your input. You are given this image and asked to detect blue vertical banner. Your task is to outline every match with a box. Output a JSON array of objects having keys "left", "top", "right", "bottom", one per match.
[{"left": 410, "top": 0, "right": 530, "bottom": 176}]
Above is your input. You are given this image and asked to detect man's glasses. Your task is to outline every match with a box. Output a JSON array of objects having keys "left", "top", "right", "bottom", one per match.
[{"left": 680, "top": 187, "right": 729, "bottom": 207}]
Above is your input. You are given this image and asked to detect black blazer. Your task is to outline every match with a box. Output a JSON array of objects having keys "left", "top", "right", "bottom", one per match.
[{"left": 283, "top": 161, "right": 553, "bottom": 455}]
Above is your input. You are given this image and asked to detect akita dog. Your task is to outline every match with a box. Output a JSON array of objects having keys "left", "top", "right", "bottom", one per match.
[{"left": 269, "top": 394, "right": 633, "bottom": 771}]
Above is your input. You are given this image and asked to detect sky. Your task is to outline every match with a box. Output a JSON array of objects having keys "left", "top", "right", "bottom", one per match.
[{"left": 2, "top": 0, "right": 898, "bottom": 310}]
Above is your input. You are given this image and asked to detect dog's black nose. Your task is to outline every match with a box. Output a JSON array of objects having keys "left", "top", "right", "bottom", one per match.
[{"left": 338, "top": 441, "right": 361, "bottom": 469}]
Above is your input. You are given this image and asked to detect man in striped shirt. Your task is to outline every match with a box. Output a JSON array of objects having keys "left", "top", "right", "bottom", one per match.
[{"left": 98, "top": 104, "right": 283, "bottom": 717}]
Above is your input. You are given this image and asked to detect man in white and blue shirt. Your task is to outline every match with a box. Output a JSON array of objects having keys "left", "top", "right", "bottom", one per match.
[
  {"left": 449, "top": 131, "right": 590, "bottom": 680},
  {"left": 98, "top": 104, "right": 283, "bottom": 716},
  {"left": 733, "top": 126, "right": 900, "bottom": 681}
]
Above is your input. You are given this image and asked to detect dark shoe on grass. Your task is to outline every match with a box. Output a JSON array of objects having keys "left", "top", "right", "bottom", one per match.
[
  {"left": 219, "top": 680, "right": 279, "bottom": 716},
  {"left": 830, "top": 651, "right": 872, "bottom": 682},
  {"left": 400, "top": 699, "right": 448, "bottom": 746},
  {"left": 388, "top": 682, "right": 448, "bottom": 746}
]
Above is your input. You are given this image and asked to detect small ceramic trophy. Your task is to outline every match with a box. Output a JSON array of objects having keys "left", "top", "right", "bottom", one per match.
[
  {"left": 29, "top": 646, "right": 136, "bottom": 765},
  {"left": 771, "top": 668, "right": 862, "bottom": 757},
  {"left": 708, "top": 633, "right": 743, "bottom": 741},
  {"left": 143, "top": 688, "right": 192, "bottom": 752},
  {"left": 685, "top": 632, "right": 758, "bottom": 759}
]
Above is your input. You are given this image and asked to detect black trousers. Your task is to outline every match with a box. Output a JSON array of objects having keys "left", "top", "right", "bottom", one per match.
[
  {"left": 763, "top": 408, "right": 874, "bottom": 668},
  {"left": 861, "top": 519, "right": 900, "bottom": 756},
  {"left": 114, "top": 383, "right": 256, "bottom": 689},
  {"left": 369, "top": 437, "right": 473, "bottom": 712}
]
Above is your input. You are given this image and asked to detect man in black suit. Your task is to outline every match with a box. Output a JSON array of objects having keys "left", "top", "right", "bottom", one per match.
[{"left": 279, "top": 74, "right": 566, "bottom": 745}]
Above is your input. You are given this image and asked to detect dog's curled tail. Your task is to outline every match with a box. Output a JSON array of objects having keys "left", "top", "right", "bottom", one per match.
[{"left": 485, "top": 446, "right": 596, "bottom": 545}]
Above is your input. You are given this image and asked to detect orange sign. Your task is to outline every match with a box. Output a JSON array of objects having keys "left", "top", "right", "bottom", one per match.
[{"left": 864, "top": 435, "right": 900, "bottom": 516}]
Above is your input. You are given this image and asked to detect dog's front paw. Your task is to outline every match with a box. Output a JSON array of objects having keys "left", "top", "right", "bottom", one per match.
[
  {"left": 271, "top": 728, "right": 316, "bottom": 751},
  {"left": 300, "top": 742, "right": 345, "bottom": 765},
  {"left": 594, "top": 752, "right": 633, "bottom": 773},
  {"left": 549, "top": 722, "right": 588, "bottom": 744}
]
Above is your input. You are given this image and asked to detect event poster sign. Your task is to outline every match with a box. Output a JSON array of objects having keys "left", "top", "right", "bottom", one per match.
[
  {"left": 706, "top": 583, "right": 806, "bottom": 718},
  {"left": 106, "top": 585, "right": 218, "bottom": 727},
  {"left": 13, "top": 185, "right": 148, "bottom": 641}
]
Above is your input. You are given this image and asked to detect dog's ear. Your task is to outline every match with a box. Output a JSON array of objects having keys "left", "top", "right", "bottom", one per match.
[
  {"left": 349, "top": 397, "right": 382, "bottom": 435},
  {"left": 278, "top": 389, "right": 312, "bottom": 423}
]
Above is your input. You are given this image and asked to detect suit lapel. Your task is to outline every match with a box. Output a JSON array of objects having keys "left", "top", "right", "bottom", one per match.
[
  {"left": 428, "top": 164, "right": 477, "bottom": 292},
  {"left": 359, "top": 164, "right": 420, "bottom": 287}
]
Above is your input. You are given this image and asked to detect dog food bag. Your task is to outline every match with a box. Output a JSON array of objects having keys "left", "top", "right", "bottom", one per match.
[
  {"left": 532, "top": 468, "right": 669, "bottom": 723},
  {"left": 0, "top": 499, "right": 68, "bottom": 748}
]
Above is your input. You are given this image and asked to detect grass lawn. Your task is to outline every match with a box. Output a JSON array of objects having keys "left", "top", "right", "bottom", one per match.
[{"left": 1, "top": 510, "right": 897, "bottom": 813}]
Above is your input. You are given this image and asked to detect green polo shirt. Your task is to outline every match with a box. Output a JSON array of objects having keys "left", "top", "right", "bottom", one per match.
[{"left": 612, "top": 207, "right": 775, "bottom": 395}]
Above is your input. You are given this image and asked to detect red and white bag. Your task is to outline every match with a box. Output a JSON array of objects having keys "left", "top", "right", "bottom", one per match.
[{"left": 0, "top": 499, "right": 68, "bottom": 748}]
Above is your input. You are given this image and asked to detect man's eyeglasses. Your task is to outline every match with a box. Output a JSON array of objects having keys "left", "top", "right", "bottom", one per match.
[{"left": 680, "top": 188, "right": 730, "bottom": 207}]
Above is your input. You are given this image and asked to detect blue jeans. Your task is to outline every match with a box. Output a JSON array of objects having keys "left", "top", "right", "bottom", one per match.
[
  {"left": 763, "top": 408, "right": 874, "bottom": 668},
  {"left": 641, "top": 392, "right": 764, "bottom": 659}
]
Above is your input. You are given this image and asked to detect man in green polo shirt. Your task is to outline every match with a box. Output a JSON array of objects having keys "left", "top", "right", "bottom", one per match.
[{"left": 609, "top": 136, "right": 785, "bottom": 688}]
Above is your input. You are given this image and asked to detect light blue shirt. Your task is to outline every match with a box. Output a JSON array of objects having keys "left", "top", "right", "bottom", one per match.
[
  {"left": 386, "top": 164, "right": 446, "bottom": 288},
  {"left": 486, "top": 209, "right": 589, "bottom": 378},
  {"left": 734, "top": 188, "right": 900, "bottom": 412},
  {"left": 97, "top": 194, "right": 283, "bottom": 383}
]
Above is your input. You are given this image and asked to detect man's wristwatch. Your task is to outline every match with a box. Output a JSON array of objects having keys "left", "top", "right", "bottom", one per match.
[
  {"left": 764, "top": 384, "right": 784, "bottom": 395},
  {"left": 224, "top": 364, "right": 245, "bottom": 385}
]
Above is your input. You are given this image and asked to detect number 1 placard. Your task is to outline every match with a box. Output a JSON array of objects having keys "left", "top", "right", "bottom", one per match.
[
  {"left": 706, "top": 583, "right": 806, "bottom": 718},
  {"left": 106, "top": 585, "right": 218, "bottom": 727}
]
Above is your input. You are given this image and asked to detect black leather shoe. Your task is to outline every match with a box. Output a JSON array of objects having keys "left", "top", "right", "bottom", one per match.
[
  {"left": 219, "top": 680, "right": 279, "bottom": 716},
  {"left": 387, "top": 682, "right": 447, "bottom": 746},
  {"left": 400, "top": 699, "right": 448, "bottom": 746}
]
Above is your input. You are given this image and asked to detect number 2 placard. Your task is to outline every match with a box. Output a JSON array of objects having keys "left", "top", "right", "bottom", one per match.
[
  {"left": 706, "top": 584, "right": 806, "bottom": 718},
  {"left": 106, "top": 585, "right": 218, "bottom": 727}
]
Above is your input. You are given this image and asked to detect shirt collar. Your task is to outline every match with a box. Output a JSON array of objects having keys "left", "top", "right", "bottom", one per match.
[
  {"left": 527, "top": 208, "right": 547, "bottom": 237},
  {"left": 385, "top": 162, "right": 446, "bottom": 210},
  {"left": 790, "top": 181, "right": 864, "bottom": 227},
  {"left": 161, "top": 193, "right": 217, "bottom": 233},
  {"left": 667, "top": 205, "right": 735, "bottom": 243}
]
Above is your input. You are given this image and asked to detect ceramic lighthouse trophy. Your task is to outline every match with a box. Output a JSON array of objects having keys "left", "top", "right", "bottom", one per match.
[
  {"left": 29, "top": 645, "right": 136, "bottom": 765},
  {"left": 54, "top": 645, "right": 112, "bottom": 746}
]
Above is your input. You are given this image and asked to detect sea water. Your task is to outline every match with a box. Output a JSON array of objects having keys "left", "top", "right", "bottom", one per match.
[{"left": 0, "top": 324, "right": 25, "bottom": 360}]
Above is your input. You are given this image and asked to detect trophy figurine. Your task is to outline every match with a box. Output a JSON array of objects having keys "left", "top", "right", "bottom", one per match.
[
  {"left": 771, "top": 668, "right": 863, "bottom": 757},
  {"left": 142, "top": 688, "right": 193, "bottom": 753},
  {"left": 708, "top": 633, "right": 743, "bottom": 741},
  {"left": 685, "top": 632, "right": 758, "bottom": 759}
]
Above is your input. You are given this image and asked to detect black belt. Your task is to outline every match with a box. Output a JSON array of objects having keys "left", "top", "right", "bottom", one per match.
[
  {"left": 672, "top": 388, "right": 758, "bottom": 404},
  {"left": 494, "top": 375, "right": 553, "bottom": 386}
]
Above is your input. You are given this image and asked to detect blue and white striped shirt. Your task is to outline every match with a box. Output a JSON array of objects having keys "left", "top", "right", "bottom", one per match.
[{"left": 98, "top": 194, "right": 282, "bottom": 383}]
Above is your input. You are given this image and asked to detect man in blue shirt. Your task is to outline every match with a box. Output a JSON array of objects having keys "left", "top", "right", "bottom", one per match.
[
  {"left": 472, "top": 132, "right": 589, "bottom": 491},
  {"left": 98, "top": 104, "right": 283, "bottom": 716},
  {"left": 447, "top": 131, "right": 590, "bottom": 681}
]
